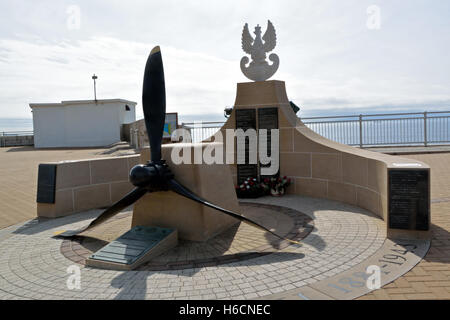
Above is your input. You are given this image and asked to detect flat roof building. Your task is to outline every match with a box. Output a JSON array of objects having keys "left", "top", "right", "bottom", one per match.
[{"left": 29, "top": 99, "right": 136, "bottom": 148}]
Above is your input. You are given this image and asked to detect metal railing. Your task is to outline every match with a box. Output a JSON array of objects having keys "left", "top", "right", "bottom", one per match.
[
  {"left": 180, "top": 121, "right": 224, "bottom": 143},
  {"left": 0, "top": 131, "right": 34, "bottom": 147},
  {"left": 5, "top": 112, "right": 445, "bottom": 147},
  {"left": 303, "top": 111, "right": 450, "bottom": 147},
  {"left": 182, "top": 111, "right": 450, "bottom": 146}
]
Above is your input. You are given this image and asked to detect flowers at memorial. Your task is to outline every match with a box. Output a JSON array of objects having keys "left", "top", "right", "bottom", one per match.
[
  {"left": 261, "top": 176, "right": 291, "bottom": 196},
  {"left": 235, "top": 176, "right": 291, "bottom": 198},
  {"left": 235, "top": 177, "right": 265, "bottom": 198}
]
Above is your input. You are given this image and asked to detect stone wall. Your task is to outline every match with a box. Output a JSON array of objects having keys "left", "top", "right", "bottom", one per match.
[{"left": 37, "top": 155, "right": 140, "bottom": 218}]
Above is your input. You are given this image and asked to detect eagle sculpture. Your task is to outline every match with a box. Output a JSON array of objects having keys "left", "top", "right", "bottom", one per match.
[{"left": 240, "top": 20, "right": 280, "bottom": 82}]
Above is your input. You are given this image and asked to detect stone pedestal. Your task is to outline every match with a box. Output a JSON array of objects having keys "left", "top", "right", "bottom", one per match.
[
  {"left": 215, "top": 80, "right": 431, "bottom": 239},
  {"left": 132, "top": 143, "right": 239, "bottom": 242}
]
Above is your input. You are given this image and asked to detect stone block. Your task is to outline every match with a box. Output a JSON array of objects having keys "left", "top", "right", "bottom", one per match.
[
  {"left": 55, "top": 160, "right": 90, "bottom": 190},
  {"left": 90, "top": 158, "right": 128, "bottom": 184},
  {"left": 280, "top": 152, "right": 311, "bottom": 177},
  {"left": 312, "top": 153, "right": 342, "bottom": 182},
  {"left": 74, "top": 184, "right": 110, "bottom": 212},
  {"left": 295, "top": 178, "right": 327, "bottom": 198},
  {"left": 37, "top": 189, "right": 74, "bottom": 218},
  {"left": 132, "top": 143, "right": 239, "bottom": 241}
]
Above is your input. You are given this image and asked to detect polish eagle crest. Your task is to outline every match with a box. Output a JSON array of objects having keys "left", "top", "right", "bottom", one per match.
[{"left": 240, "top": 20, "right": 279, "bottom": 82}]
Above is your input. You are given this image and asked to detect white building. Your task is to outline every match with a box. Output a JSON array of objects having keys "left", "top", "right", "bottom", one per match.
[{"left": 30, "top": 99, "right": 136, "bottom": 148}]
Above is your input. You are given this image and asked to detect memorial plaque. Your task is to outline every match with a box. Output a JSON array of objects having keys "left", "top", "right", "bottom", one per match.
[
  {"left": 388, "top": 169, "right": 429, "bottom": 231},
  {"left": 86, "top": 225, "right": 177, "bottom": 270},
  {"left": 36, "top": 164, "right": 57, "bottom": 204},
  {"left": 236, "top": 109, "right": 257, "bottom": 130},
  {"left": 236, "top": 109, "right": 257, "bottom": 184},
  {"left": 258, "top": 108, "right": 279, "bottom": 180},
  {"left": 89, "top": 226, "right": 176, "bottom": 265},
  {"left": 258, "top": 107, "right": 278, "bottom": 130}
]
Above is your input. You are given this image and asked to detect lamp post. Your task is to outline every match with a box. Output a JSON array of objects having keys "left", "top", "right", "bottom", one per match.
[{"left": 92, "top": 74, "right": 98, "bottom": 102}]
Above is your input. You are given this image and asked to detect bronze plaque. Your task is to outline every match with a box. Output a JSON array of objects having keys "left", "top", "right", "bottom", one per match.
[
  {"left": 36, "top": 164, "right": 57, "bottom": 204},
  {"left": 258, "top": 108, "right": 279, "bottom": 180},
  {"left": 236, "top": 109, "right": 257, "bottom": 184},
  {"left": 236, "top": 109, "right": 256, "bottom": 130},
  {"left": 388, "top": 169, "right": 429, "bottom": 231}
]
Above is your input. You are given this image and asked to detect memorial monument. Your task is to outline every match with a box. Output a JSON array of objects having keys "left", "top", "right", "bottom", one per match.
[
  {"left": 219, "top": 20, "right": 431, "bottom": 240},
  {"left": 42, "top": 20, "right": 431, "bottom": 271}
]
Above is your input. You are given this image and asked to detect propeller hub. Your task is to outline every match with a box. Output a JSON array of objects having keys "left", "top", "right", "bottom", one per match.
[{"left": 129, "top": 161, "right": 173, "bottom": 191}]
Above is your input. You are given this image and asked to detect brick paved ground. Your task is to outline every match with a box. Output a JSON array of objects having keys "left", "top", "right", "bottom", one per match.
[
  {"left": 359, "top": 153, "right": 450, "bottom": 300},
  {"left": 0, "top": 147, "right": 448, "bottom": 300},
  {"left": 61, "top": 203, "right": 314, "bottom": 270},
  {"left": 0, "top": 195, "right": 386, "bottom": 299},
  {"left": 0, "top": 144, "right": 136, "bottom": 229}
]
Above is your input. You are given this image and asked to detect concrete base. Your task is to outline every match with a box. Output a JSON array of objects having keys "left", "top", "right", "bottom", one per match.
[{"left": 132, "top": 144, "right": 240, "bottom": 242}]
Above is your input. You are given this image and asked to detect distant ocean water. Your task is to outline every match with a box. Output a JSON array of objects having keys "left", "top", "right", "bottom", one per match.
[
  {"left": 1, "top": 112, "right": 449, "bottom": 146},
  {"left": 0, "top": 114, "right": 225, "bottom": 132},
  {"left": 0, "top": 114, "right": 225, "bottom": 133},
  {"left": 0, "top": 118, "right": 33, "bottom": 132}
]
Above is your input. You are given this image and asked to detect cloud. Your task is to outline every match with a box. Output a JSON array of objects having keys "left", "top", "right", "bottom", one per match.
[
  {"left": 0, "top": 36, "right": 243, "bottom": 119},
  {"left": 0, "top": 1, "right": 449, "bottom": 119}
]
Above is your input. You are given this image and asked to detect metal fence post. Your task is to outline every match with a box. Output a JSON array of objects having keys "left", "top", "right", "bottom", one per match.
[
  {"left": 424, "top": 111, "right": 428, "bottom": 147},
  {"left": 129, "top": 128, "right": 133, "bottom": 147},
  {"left": 134, "top": 129, "right": 139, "bottom": 149},
  {"left": 359, "top": 115, "right": 363, "bottom": 148}
]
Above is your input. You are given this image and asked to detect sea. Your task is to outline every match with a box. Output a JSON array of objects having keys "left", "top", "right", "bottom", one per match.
[
  {"left": 0, "top": 118, "right": 33, "bottom": 133},
  {"left": 1, "top": 112, "right": 449, "bottom": 146},
  {"left": 0, "top": 114, "right": 227, "bottom": 133}
]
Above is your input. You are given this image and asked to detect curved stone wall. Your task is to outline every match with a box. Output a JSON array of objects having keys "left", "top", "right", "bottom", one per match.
[{"left": 214, "top": 80, "right": 430, "bottom": 238}]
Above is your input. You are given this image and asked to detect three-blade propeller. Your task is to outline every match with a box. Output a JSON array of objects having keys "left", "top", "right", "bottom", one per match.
[{"left": 54, "top": 46, "right": 300, "bottom": 246}]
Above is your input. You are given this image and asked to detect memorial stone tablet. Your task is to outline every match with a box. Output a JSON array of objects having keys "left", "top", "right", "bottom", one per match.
[
  {"left": 236, "top": 109, "right": 257, "bottom": 184},
  {"left": 388, "top": 169, "right": 429, "bottom": 231},
  {"left": 236, "top": 108, "right": 257, "bottom": 130},
  {"left": 36, "top": 164, "right": 57, "bottom": 204},
  {"left": 258, "top": 108, "right": 279, "bottom": 180},
  {"left": 86, "top": 225, "right": 178, "bottom": 270}
]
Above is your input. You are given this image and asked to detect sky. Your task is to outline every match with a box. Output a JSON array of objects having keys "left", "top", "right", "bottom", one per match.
[{"left": 0, "top": 0, "right": 449, "bottom": 121}]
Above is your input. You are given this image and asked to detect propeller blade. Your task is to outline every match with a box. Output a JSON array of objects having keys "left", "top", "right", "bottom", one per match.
[
  {"left": 167, "top": 179, "right": 301, "bottom": 245},
  {"left": 53, "top": 187, "right": 148, "bottom": 238},
  {"left": 142, "top": 46, "right": 166, "bottom": 162}
]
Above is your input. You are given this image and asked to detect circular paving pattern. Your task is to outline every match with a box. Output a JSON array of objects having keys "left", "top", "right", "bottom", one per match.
[
  {"left": 60, "top": 203, "right": 314, "bottom": 270},
  {"left": 0, "top": 195, "right": 390, "bottom": 300}
]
